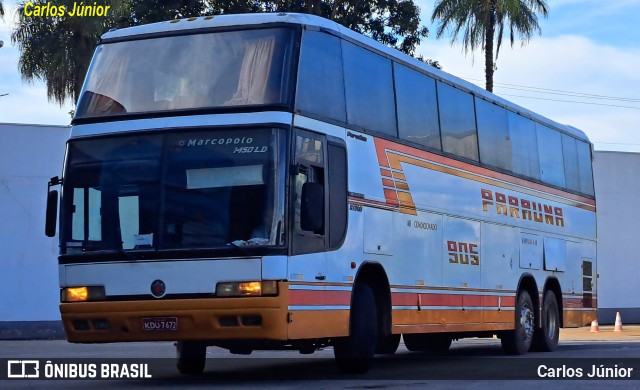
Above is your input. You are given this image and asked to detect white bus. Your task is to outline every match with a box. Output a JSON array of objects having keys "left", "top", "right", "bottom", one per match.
[{"left": 46, "top": 13, "right": 597, "bottom": 375}]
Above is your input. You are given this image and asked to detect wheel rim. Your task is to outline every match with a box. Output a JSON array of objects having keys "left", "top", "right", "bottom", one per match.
[{"left": 520, "top": 303, "right": 535, "bottom": 344}]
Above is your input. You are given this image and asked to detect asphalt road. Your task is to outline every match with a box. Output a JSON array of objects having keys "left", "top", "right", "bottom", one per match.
[{"left": 1, "top": 327, "right": 639, "bottom": 389}]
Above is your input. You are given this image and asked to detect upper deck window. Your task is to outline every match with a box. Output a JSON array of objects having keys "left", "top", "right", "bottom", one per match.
[
  {"left": 342, "top": 41, "right": 397, "bottom": 136},
  {"left": 76, "top": 28, "right": 295, "bottom": 119},
  {"left": 297, "top": 31, "right": 346, "bottom": 122},
  {"left": 437, "top": 82, "right": 479, "bottom": 161}
]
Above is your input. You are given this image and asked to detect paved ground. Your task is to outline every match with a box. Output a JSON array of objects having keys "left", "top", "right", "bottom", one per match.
[
  {"left": 2, "top": 326, "right": 640, "bottom": 389},
  {"left": 560, "top": 324, "right": 640, "bottom": 341}
]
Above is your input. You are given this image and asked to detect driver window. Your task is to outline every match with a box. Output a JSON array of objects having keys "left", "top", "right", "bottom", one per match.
[{"left": 294, "top": 135, "right": 324, "bottom": 232}]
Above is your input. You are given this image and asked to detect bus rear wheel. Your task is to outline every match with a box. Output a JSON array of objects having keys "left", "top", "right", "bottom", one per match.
[
  {"left": 334, "top": 283, "right": 378, "bottom": 374},
  {"left": 403, "top": 334, "right": 452, "bottom": 352},
  {"left": 176, "top": 341, "right": 207, "bottom": 375},
  {"left": 501, "top": 290, "right": 535, "bottom": 355},
  {"left": 531, "top": 291, "right": 560, "bottom": 352}
]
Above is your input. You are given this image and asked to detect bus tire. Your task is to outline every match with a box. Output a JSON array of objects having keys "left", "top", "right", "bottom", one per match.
[
  {"left": 403, "top": 334, "right": 452, "bottom": 352},
  {"left": 501, "top": 290, "right": 535, "bottom": 355},
  {"left": 176, "top": 341, "right": 207, "bottom": 375},
  {"left": 334, "top": 283, "right": 377, "bottom": 374},
  {"left": 531, "top": 291, "right": 560, "bottom": 352},
  {"left": 376, "top": 333, "right": 400, "bottom": 355}
]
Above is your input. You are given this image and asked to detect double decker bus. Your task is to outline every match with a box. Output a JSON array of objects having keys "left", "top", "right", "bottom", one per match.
[{"left": 45, "top": 13, "right": 597, "bottom": 374}]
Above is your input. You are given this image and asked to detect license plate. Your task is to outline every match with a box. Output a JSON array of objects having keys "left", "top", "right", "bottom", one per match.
[{"left": 142, "top": 317, "right": 178, "bottom": 331}]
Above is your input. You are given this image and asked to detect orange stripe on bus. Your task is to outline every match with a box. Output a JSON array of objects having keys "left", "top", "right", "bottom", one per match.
[
  {"left": 392, "top": 171, "right": 406, "bottom": 180},
  {"left": 395, "top": 181, "right": 410, "bottom": 191}
]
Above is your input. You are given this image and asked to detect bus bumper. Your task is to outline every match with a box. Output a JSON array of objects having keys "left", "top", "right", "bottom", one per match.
[{"left": 60, "top": 284, "right": 289, "bottom": 343}]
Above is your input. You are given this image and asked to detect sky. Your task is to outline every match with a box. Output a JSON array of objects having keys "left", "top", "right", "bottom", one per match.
[{"left": 1, "top": 0, "right": 639, "bottom": 151}]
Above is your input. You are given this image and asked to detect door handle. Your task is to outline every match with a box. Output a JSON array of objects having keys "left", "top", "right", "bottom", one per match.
[{"left": 315, "top": 275, "right": 326, "bottom": 281}]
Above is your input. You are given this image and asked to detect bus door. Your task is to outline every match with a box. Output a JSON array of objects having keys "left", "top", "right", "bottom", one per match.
[{"left": 289, "top": 130, "right": 328, "bottom": 294}]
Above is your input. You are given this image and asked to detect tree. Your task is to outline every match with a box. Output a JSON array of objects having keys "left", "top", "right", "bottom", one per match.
[
  {"left": 205, "top": 1, "right": 429, "bottom": 56},
  {"left": 12, "top": 0, "right": 431, "bottom": 106},
  {"left": 12, "top": 2, "right": 118, "bottom": 105},
  {"left": 0, "top": 1, "right": 5, "bottom": 20},
  {"left": 431, "top": 0, "right": 548, "bottom": 92},
  {"left": 11, "top": 1, "right": 203, "bottom": 106}
]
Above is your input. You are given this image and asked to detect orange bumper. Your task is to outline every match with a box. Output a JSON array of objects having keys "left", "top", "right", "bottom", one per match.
[{"left": 61, "top": 283, "right": 289, "bottom": 343}]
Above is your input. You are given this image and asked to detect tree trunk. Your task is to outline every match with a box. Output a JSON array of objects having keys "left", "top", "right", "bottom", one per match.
[{"left": 485, "top": 4, "right": 496, "bottom": 92}]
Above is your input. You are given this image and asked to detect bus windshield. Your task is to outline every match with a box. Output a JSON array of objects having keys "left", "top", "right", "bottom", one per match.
[
  {"left": 61, "top": 128, "right": 286, "bottom": 254},
  {"left": 75, "top": 28, "right": 295, "bottom": 119}
]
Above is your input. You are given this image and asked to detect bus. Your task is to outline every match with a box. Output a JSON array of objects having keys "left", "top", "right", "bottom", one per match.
[{"left": 45, "top": 13, "right": 597, "bottom": 375}]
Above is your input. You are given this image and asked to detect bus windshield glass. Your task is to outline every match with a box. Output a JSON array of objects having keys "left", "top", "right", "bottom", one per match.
[
  {"left": 61, "top": 128, "right": 286, "bottom": 254},
  {"left": 75, "top": 28, "right": 295, "bottom": 119}
]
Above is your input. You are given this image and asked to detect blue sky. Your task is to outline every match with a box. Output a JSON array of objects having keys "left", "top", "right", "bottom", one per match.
[
  {"left": 416, "top": 0, "right": 640, "bottom": 152},
  {"left": 1, "top": 0, "right": 639, "bottom": 151}
]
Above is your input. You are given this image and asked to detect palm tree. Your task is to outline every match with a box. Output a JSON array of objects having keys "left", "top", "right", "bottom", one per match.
[
  {"left": 10, "top": 1, "right": 205, "bottom": 106},
  {"left": 11, "top": 3, "right": 114, "bottom": 105},
  {"left": 0, "top": 1, "right": 5, "bottom": 20},
  {"left": 432, "top": 0, "right": 548, "bottom": 92}
]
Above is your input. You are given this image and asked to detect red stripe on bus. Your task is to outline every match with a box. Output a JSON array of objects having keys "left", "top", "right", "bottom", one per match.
[
  {"left": 563, "top": 297, "right": 590, "bottom": 308},
  {"left": 462, "top": 295, "right": 484, "bottom": 307},
  {"left": 383, "top": 188, "right": 400, "bottom": 206},
  {"left": 482, "top": 296, "right": 499, "bottom": 307},
  {"left": 289, "top": 289, "right": 351, "bottom": 306},
  {"left": 290, "top": 289, "right": 589, "bottom": 309},
  {"left": 392, "top": 292, "right": 516, "bottom": 308},
  {"left": 382, "top": 178, "right": 395, "bottom": 188}
]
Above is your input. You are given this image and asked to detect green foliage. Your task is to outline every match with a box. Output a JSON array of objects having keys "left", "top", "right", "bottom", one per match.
[
  {"left": 11, "top": 1, "right": 204, "bottom": 106},
  {"left": 206, "top": 1, "right": 429, "bottom": 56},
  {"left": 11, "top": 1, "right": 120, "bottom": 105},
  {"left": 11, "top": 0, "right": 431, "bottom": 105},
  {"left": 124, "top": 0, "right": 205, "bottom": 25}
]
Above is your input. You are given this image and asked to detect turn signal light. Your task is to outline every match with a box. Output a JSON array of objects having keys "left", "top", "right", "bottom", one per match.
[
  {"left": 61, "top": 286, "right": 105, "bottom": 302},
  {"left": 216, "top": 281, "right": 277, "bottom": 297}
]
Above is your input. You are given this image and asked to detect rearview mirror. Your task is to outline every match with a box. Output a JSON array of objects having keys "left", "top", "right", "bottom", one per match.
[
  {"left": 300, "top": 182, "right": 324, "bottom": 233},
  {"left": 45, "top": 190, "right": 58, "bottom": 237}
]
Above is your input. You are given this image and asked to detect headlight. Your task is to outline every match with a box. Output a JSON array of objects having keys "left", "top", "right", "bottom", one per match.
[
  {"left": 61, "top": 286, "right": 105, "bottom": 302},
  {"left": 216, "top": 281, "right": 278, "bottom": 297}
]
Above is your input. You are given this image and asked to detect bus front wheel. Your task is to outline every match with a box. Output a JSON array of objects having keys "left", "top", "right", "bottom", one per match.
[
  {"left": 176, "top": 341, "right": 207, "bottom": 375},
  {"left": 334, "top": 283, "right": 378, "bottom": 374}
]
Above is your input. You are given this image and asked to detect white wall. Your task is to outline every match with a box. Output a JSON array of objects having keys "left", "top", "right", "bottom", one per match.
[
  {"left": 0, "top": 123, "right": 69, "bottom": 321},
  {"left": 594, "top": 151, "right": 640, "bottom": 322}
]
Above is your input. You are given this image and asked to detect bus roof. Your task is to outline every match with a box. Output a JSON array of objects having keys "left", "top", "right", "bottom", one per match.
[{"left": 101, "top": 13, "right": 589, "bottom": 143}]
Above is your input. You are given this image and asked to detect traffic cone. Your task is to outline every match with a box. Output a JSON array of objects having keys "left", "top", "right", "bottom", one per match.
[
  {"left": 590, "top": 319, "right": 599, "bottom": 332},
  {"left": 614, "top": 312, "right": 623, "bottom": 332}
]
